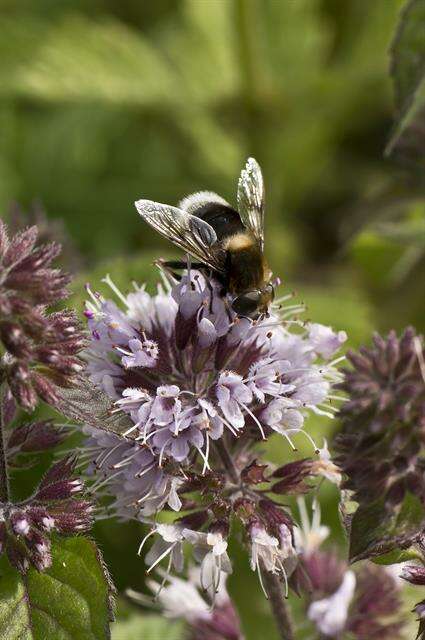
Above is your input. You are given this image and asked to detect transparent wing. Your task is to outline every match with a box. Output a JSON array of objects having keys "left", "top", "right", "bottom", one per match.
[
  {"left": 237, "top": 157, "right": 265, "bottom": 250},
  {"left": 135, "top": 199, "right": 226, "bottom": 272}
]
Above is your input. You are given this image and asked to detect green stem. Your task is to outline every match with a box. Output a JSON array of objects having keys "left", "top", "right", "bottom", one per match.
[
  {"left": 262, "top": 568, "right": 295, "bottom": 640},
  {"left": 0, "top": 382, "right": 10, "bottom": 502}
]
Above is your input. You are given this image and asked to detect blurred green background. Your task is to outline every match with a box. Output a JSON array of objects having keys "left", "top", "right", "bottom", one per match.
[{"left": 1, "top": 0, "right": 424, "bottom": 638}]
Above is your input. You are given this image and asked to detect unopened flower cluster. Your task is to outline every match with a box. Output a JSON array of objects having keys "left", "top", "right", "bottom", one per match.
[
  {"left": 0, "top": 217, "right": 92, "bottom": 576},
  {"left": 0, "top": 221, "right": 86, "bottom": 411},
  {"left": 0, "top": 456, "right": 92, "bottom": 572},
  {"left": 83, "top": 268, "right": 345, "bottom": 587},
  {"left": 335, "top": 328, "right": 425, "bottom": 509}
]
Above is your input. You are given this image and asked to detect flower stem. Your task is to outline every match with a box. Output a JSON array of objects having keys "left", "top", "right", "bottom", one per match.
[
  {"left": 0, "top": 382, "right": 10, "bottom": 502},
  {"left": 262, "top": 568, "right": 294, "bottom": 640},
  {"left": 214, "top": 438, "right": 240, "bottom": 485}
]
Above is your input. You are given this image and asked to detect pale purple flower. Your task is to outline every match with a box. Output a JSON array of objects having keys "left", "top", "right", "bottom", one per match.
[
  {"left": 119, "top": 337, "right": 159, "bottom": 369},
  {"left": 215, "top": 372, "right": 253, "bottom": 432},
  {"left": 84, "top": 269, "right": 343, "bottom": 476},
  {"left": 308, "top": 323, "right": 347, "bottom": 359},
  {"left": 82, "top": 427, "right": 182, "bottom": 519}
]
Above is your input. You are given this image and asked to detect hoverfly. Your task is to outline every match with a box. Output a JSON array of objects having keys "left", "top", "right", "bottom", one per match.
[{"left": 135, "top": 158, "right": 274, "bottom": 319}]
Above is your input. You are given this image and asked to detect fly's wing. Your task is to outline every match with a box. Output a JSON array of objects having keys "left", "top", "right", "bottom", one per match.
[
  {"left": 237, "top": 157, "right": 265, "bottom": 250},
  {"left": 135, "top": 199, "right": 226, "bottom": 273}
]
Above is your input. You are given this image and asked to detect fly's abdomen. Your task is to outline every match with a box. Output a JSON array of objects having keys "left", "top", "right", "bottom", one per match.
[{"left": 225, "top": 235, "right": 264, "bottom": 293}]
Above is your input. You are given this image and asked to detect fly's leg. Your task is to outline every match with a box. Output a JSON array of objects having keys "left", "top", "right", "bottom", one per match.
[
  {"left": 203, "top": 274, "right": 215, "bottom": 313},
  {"left": 223, "top": 296, "right": 234, "bottom": 323},
  {"left": 154, "top": 259, "right": 205, "bottom": 281}
]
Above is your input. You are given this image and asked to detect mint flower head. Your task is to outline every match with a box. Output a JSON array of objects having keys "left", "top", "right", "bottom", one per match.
[
  {"left": 85, "top": 270, "right": 345, "bottom": 468},
  {"left": 334, "top": 328, "right": 425, "bottom": 508},
  {"left": 0, "top": 220, "right": 86, "bottom": 410},
  {"left": 82, "top": 267, "right": 345, "bottom": 587}
]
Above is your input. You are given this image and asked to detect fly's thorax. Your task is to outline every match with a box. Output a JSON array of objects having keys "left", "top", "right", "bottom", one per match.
[{"left": 195, "top": 203, "right": 245, "bottom": 240}]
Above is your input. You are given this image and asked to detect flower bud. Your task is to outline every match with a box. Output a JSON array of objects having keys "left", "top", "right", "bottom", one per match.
[{"left": 241, "top": 460, "right": 269, "bottom": 485}]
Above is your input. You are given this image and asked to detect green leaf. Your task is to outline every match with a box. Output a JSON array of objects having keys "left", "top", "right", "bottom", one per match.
[
  {"left": 390, "top": 0, "right": 425, "bottom": 114},
  {"left": 349, "top": 498, "right": 392, "bottom": 562},
  {"left": 386, "top": 77, "right": 425, "bottom": 166},
  {"left": 0, "top": 537, "right": 115, "bottom": 640},
  {"left": 372, "top": 548, "right": 421, "bottom": 565},
  {"left": 395, "top": 491, "right": 425, "bottom": 536},
  {"left": 349, "top": 492, "right": 425, "bottom": 563},
  {"left": 386, "top": 0, "right": 425, "bottom": 164}
]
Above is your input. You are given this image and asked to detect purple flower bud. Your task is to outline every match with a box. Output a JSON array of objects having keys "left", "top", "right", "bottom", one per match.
[
  {"left": 0, "top": 320, "right": 32, "bottom": 358},
  {"left": 346, "top": 564, "right": 405, "bottom": 640},
  {"left": 241, "top": 460, "right": 269, "bottom": 485},
  {"left": 2, "top": 225, "right": 38, "bottom": 268},
  {"left": 271, "top": 458, "right": 314, "bottom": 495},
  {"left": 6, "top": 537, "right": 30, "bottom": 574},
  {"left": 401, "top": 564, "right": 425, "bottom": 586},
  {"left": 7, "top": 420, "right": 65, "bottom": 456},
  {"left": 36, "top": 456, "right": 79, "bottom": 495},
  {"left": 6, "top": 362, "right": 38, "bottom": 411},
  {"left": 258, "top": 499, "right": 294, "bottom": 540},
  {"left": 48, "top": 500, "right": 93, "bottom": 534}
]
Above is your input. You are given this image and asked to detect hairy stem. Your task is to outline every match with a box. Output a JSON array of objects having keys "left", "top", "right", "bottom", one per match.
[
  {"left": 262, "top": 568, "right": 294, "bottom": 640},
  {"left": 0, "top": 382, "right": 10, "bottom": 502},
  {"left": 214, "top": 438, "right": 240, "bottom": 485}
]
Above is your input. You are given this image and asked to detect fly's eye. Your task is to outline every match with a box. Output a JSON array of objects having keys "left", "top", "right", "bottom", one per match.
[
  {"left": 231, "top": 291, "right": 261, "bottom": 317},
  {"left": 264, "top": 283, "right": 275, "bottom": 301}
]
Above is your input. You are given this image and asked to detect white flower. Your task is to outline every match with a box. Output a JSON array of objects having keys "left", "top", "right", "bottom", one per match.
[
  {"left": 129, "top": 565, "right": 243, "bottom": 639},
  {"left": 141, "top": 523, "right": 185, "bottom": 574},
  {"left": 313, "top": 440, "right": 342, "bottom": 485},
  {"left": 278, "top": 524, "right": 294, "bottom": 559},
  {"left": 183, "top": 529, "right": 232, "bottom": 594},
  {"left": 147, "top": 572, "right": 210, "bottom": 621},
  {"left": 249, "top": 525, "right": 280, "bottom": 574},
  {"left": 294, "top": 497, "right": 330, "bottom": 556},
  {"left": 308, "top": 570, "right": 356, "bottom": 636}
]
